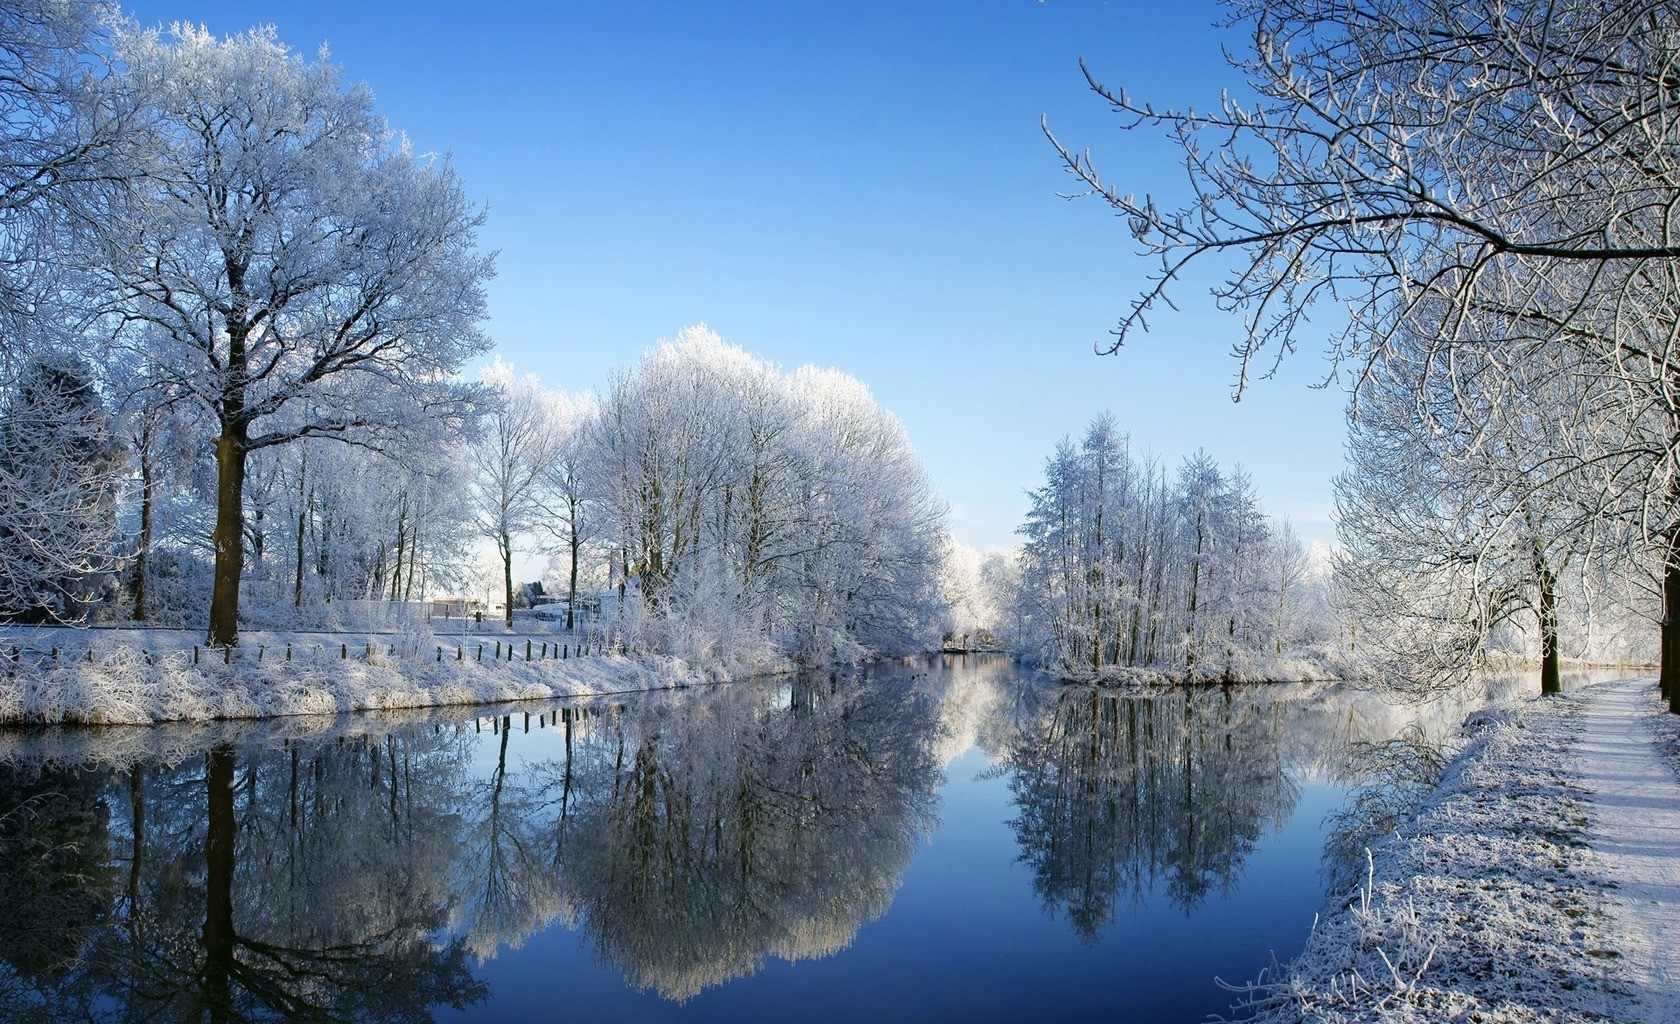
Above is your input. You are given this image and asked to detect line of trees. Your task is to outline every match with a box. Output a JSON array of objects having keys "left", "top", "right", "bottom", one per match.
[
  {"left": 0, "top": 9, "right": 951, "bottom": 667},
  {"left": 0, "top": 9, "right": 491, "bottom": 646},
  {"left": 1007, "top": 414, "right": 1323, "bottom": 679},
  {"left": 1055, "top": 0, "right": 1678, "bottom": 704},
  {"left": 468, "top": 328, "right": 952, "bottom": 664}
]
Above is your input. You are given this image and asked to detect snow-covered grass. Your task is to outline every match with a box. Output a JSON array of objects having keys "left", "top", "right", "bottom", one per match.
[
  {"left": 1222, "top": 693, "right": 1631, "bottom": 1023},
  {"left": 0, "top": 624, "right": 792, "bottom": 726}
]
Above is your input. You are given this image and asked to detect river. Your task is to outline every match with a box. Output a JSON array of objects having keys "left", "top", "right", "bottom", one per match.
[{"left": 0, "top": 655, "right": 1594, "bottom": 1022}]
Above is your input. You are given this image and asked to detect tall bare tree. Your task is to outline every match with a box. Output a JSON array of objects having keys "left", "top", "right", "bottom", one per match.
[{"left": 94, "top": 25, "right": 492, "bottom": 645}]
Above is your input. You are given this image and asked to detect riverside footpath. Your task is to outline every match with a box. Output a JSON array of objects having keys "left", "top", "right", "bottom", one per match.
[{"left": 1231, "top": 675, "right": 1680, "bottom": 1024}]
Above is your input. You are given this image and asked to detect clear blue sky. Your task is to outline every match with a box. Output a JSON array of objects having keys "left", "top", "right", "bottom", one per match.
[{"left": 120, "top": 0, "right": 1350, "bottom": 553}]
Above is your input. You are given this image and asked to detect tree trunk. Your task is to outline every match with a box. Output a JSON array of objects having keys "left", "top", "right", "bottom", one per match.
[
  {"left": 133, "top": 423, "right": 154, "bottom": 621},
  {"left": 294, "top": 454, "right": 308, "bottom": 609},
  {"left": 404, "top": 519, "right": 420, "bottom": 601},
  {"left": 1538, "top": 565, "right": 1560, "bottom": 697},
  {"left": 501, "top": 530, "right": 515, "bottom": 628},
  {"left": 567, "top": 520, "right": 580, "bottom": 632},
  {"left": 202, "top": 744, "right": 236, "bottom": 1023},
  {"left": 208, "top": 428, "right": 248, "bottom": 647},
  {"left": 389, "top": 505, "right": 407, "bottom": 602},
  {"left": 1663, "top": 527, "right": 1680, "bottom": 714}
]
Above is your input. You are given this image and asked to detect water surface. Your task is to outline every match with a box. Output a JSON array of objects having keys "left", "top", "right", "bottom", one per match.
[{"left": 0, "top": 657, "right": 1554, "bottom": 1022}]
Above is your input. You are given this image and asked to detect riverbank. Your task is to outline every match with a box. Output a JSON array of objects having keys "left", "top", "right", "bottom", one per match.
[
  {"left": 0, "top": 625, "right": 791, "bottom": 725},
  {"left": 1228, "top": 676, "right": 1677, "bottom": 1023},
  {"left": 1065, "top": 645, "right": 1361, "bottom": 686}
]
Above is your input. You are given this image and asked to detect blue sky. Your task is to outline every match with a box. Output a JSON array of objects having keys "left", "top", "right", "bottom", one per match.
[{"left": 120, "top": 0, "right": 1350, "bottom": 553}]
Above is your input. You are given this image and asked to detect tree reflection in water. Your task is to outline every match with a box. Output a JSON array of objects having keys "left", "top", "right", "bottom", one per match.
[
  {"left": 1003, "top": 686, "right": 1299, "bottom": 941},
  {"left": 0, "top": 733, "right": 487, "bottom": 1023},
  {"left": 0, "top": 666, "right": 1481, "bottom": 1015},
  {"left": 547, "top": 675, "right": 943, "bottom": 1000},
  {"left": 0, "top": 674, "right": 948, "bottom": 1014}
]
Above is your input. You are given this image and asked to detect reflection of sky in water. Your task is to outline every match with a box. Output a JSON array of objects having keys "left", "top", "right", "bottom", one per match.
[{"left": 0, "top": 658, "right": 1600, "bottom": 1023}]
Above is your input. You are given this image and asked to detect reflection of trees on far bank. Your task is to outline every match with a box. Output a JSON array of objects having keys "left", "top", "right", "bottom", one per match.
[
  {"left": 0, "top": 661, "right": 1574, "bottom": 1013},
  {"left": 1003, "top": 687, "right": 1299, "bottom": 940},
  {"left": 549, "top": 675, "right": 943, "bottom": 1000}
]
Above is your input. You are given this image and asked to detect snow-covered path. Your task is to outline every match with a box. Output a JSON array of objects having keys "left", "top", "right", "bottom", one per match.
[{"left": 1578, "top": 677, "right": 1680, "bottom": 1024}]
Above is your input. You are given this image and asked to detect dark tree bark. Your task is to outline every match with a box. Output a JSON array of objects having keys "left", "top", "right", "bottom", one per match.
[
  {"left": 133, "top": 421, "right": 154, "bottom": 621},
  {"left": 501, "top": 530, "right": 514, "bottom": 629},
  {"left": 1663, "top": 527, "right": 1680, "bottom": 713},
  {"left": 1538, "top": 563, "right": 1560, "bottom": 697},
  {"left": 294, "top": 463, "right": 308, "bottom": 609},
  {"left": 567, "top": 520, "right": 580, "bottom": 633},
  {"left": 208, "top": 425, "right": 248, "bottom": 648}
]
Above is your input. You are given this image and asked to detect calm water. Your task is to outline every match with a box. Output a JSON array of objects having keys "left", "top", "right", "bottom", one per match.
[{"left": 0, "top": 657, "right": 1550, "bottom": 1023}]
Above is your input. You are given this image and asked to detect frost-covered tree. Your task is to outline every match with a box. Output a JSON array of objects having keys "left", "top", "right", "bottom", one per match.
[
  {"left": 1015, "top": 415, "right": 1310, "bottom": 678},
  {"left": 538, "top": 389, "right": 601, "bottom": 631},
  {"left": 0, "top": 1, "right": 134, "bottom": 372},
  {"left": 110, "top": 346, "right": 211, "bottom": 622},
  {"left": 1335, "top": 326, "right": 1628, "bottom": 697},
  {"left": 589, "top": 327, "right": 948, "bottom": 664},
  {"left": 1050, "top": 0, "right": 1680, "bottom": 390},
  {"left": 93, "top": 25, "right": 491, "bottom": 646},
  {"left": 939, "top": 540, "right": 994, "bottom": 645},
  {"left": 0, "top": 353, "right": 123, "bottom": 621},
  {"left": 240, "top": 433, "right": 472, "bottom": 620},
  {"left": 467, "top": 358, "right": 564, "bottom": 629},
  {"left": 1055, "top": 0, "right": 1680, "bottom": 708}
]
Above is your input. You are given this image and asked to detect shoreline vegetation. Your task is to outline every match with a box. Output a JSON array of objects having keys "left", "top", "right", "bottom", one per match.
[
  {"left": 1, "top": 619, "right": 1658, "bottom": 727},
  {"left": 1228, "top": 677, "right": 1675, "bottom": 1023},
  {"left": 0, "top": 624, "right": 795, "bottom": 727}
]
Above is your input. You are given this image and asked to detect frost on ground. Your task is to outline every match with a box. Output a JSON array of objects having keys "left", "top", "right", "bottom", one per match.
[
  {"left": 1226, "top": 690, "right": 1633, "bottom": 1023},
  {"left": 1585, "top": 678, "right": 1680, "bottom": 1024},
  {"left": 0, "top": 625, "right": 791, "bottom": 725}
]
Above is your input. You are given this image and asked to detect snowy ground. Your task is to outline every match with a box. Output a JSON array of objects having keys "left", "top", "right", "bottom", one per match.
[
  {"left": 1585, "top": 679, "right": 1680, "bottom": 1023},
  {"left": 0, "top": 624, "right": 791, "bottom": 725},
  {"left": 1225, "top": 677, "right": 1679, "bottom": 1023}
]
